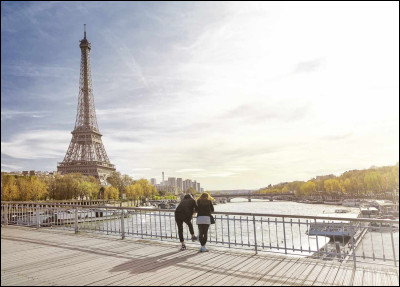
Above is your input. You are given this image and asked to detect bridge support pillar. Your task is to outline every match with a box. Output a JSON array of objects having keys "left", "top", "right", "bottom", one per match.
[{"left": 248, "top": 198, "right": 251, "bottom": 202}]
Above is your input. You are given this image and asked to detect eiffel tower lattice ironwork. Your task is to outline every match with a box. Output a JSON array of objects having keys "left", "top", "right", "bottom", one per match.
[{"left": 57, "top": 25, "right": 115, "bottom": 183}]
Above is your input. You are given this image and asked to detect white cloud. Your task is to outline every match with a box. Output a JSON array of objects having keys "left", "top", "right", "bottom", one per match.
[
  {"left": 1, "top": 110, "right": 49, "bottom": 119},
  {"left": 176, "top": 169, "right": 205, "bottom": 173},
  {"left": 1, "top": 2, "right": 398, "bottom": 189},
  {"left": 1, "top": 163, "right": 22, "bottom": 170},
  {"left": 1, "top": 130, "right": 70, "bottom": 159},
  {"left": 227, "top": 167, "right": 254, "bottom": 172}
]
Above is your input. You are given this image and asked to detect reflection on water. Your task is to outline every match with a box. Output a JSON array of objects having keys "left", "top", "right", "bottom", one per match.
[
  {"left": 214, "top": 198, "right": 359, "bottom": 216},
  {"left": 85, "top": 199, "right": 362, "bottom": 257}
]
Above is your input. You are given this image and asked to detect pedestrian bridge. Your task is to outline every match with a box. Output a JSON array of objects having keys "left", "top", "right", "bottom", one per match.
[
  {"left": 212, "top": 193, "right": 295, "bottom": 202},
  {"left": 1, "top": 202, "right": 399, "bottom": 286},
  {"left": 2, "top": 226, "right": 398, "bottom": 286}
]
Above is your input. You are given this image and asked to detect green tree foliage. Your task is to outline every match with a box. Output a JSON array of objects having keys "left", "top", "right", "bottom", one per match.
[
  {"left": 324, "top": 179, "right": 341, "bottom": 194},
  {"left": 104, "top": 186, "right": 119, "bottom": 200},
  {"left": 106, "top": 171, "right": 134, "bottom": 198},
  {"left": 254, "top": 163, "right": 399, "bottom": 198},
  {"left": 125, "top": 178, "right": 158, "bottom": 204},
  {"left": 300, "top": 181, "right": 316, "bottom": 196},
  {"left": 1, "top": 172, "right": 101, "bottom": 201}
]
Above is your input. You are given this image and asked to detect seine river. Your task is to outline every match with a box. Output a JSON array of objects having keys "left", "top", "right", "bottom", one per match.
[
  {"left": 213, "top": 198, "right": 358, "bottom": 216},
  {"left": 89, "top": 199, "right": 358, "bottom": 257},
  {"left": 86, "top": 199, "right": 397, "bottom": 263}
]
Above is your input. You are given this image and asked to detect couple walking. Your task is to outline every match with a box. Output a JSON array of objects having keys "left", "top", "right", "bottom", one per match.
[{"left": 174, "top": 192, "right": 214, "bottom": 252}]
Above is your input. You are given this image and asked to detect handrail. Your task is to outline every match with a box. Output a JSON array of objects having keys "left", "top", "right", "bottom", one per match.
[
  {"left": 2, "top": 201, "right": 398, "bottom": 224},
  {"left": 2, "top": 201, "right": 398, "bottom": 268}
]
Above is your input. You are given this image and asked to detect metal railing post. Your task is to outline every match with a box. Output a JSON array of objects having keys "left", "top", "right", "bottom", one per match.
[
  {"left": 314, "top": 219, "right": 319, "bottom": 258},
  {"left": 159, "top": 211, "right": 163, "bottom": 240},
  {"left": 74, "top": 207, "right": 79, "bottom": 234},
  {"left": 253, "top": 215, "right": 258, "bottom": 254},
  {"left": 227, "top": 215, "right": 231, "bottom": 248},
  {"left": 283, "top": 217, "right": 287, "bottom": 254},
  {"left": 389, "top": 223, "right": 397, "bottom": 267},
  {"left": 349, "top": 221, "right": 357, "bottom": 268},
  {"left": 4, "top": 204, "right": 9, "bottom": 226},
  {"left": 121, "top": 210, "right": 125, "bottom": 240},
  {"left": 36, "top": 205, "right": 40, "bottom": 229}
]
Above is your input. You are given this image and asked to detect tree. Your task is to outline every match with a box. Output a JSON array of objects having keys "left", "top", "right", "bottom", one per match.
[
  {"left": 364, "top": 171, "right": 382, "bottom": 196},
  {"left": 30, "top": 176, "right": 48, "bottom": 200},
  {"left": 77, "top": 181, "right": 99, "bottom": 200},
  {"left": 104, "top": 186, "right": 119, "bottom": 200},
  {"left": 300, "top": 181, "right": 316, "bottom": 196},
  {"left": 281, "top": 185, "right": 290, "bottom": 194},
  {"left": 324, "top": 179, "right": 341, "bottom": 194},
  {"left": 106, "top": 172, "right": 125, "bottom": 197},
  {"left": 1, "top": 174, "right": 19, "bottom": 201}
]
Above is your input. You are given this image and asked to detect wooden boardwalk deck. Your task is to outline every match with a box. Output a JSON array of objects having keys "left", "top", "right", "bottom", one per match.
[{"left": 1, "top": 226, "right": 399, "bottom": 286}]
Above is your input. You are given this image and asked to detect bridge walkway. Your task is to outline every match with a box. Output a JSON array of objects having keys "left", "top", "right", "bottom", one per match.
[{"left": 1, "top": 226, "right": 398, "bottom": 286}]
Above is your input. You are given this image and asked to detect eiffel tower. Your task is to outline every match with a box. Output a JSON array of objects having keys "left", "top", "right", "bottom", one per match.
[{"left": 57, "top": 25, "right": 116, "bottom": 184}]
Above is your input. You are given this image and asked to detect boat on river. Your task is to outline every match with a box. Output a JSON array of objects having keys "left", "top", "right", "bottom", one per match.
[
  {"left": 359, "top": 206, "right": 379, "bottom": 218},
  {"left": 307, "top": 211, "right": 360, "bottom": 238},
  {"left": 324, "top": 201, "right": 342, "bottom": 205}
]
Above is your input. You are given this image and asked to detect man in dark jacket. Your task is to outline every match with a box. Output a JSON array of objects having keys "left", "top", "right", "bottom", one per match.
[{"left": 175, "top": 194, "right": 198, "bottom": 250}]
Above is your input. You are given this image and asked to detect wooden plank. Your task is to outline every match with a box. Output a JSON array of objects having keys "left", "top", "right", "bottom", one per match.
[
  {"left": 270, "top": 257, "right": 303, "bottom": 286},
  {"left": 220, "top": 256, "right": 278, "bottom": 286},
  {"left": 123, "top": 251, "right": 230, "bottom": 286},
  {"left": 2, "top": 226, "right": 399, "bottom": 287},
  {"left": 52, "top": 244, "right": 178, "bottom": 285},
  {"left": 274, "top": 258, "right": 313, "bottom": 286},
  {"left": 156, "top": 252, "right": 230, "bottom": 286},
  {"left": 296, "top": 260, "right": 326, "bottom": 286},
  {"left": 184, "top": 254, "right": 253, "bottom": 286},
  {"left": 71, "top": 245, "right": 183, "bottom": 286},
  {"left": 341, "top": 266, "right": 356, "bottom": 286},
  {"left": 155, "top": 253, "right": 235, "bottom": 286},
  {"left": 362, "top": 267, "right": 374, "bottom": 286},
  {"left": 209, "top": 256, "right": 263, "bottom": 286},
  {"left": 386, "top": 273, "right": 400, "bottom": 286},
  {"left": 2, "top": 237, "right": 118, "bottom": 274},
  {"left": 351, "top": 268, "right": 364, "bottom": 286},
  {"left": 1, "top": 228, "right": 180, "bottom": 286},
  {"left": 320, "top": 264, "right": 341, "bottom": 286},
  {"left": 333, "top": 265, "right": 352, "bottom": 286},
  {"left": 85, "top": 248, "right": 204, "bottom": 286},
  {"left": 152, "top": 252, "right": 243, "bottom": 286},
  {"left": 252, "top": 257, "right": 301, "bottom": 286}
]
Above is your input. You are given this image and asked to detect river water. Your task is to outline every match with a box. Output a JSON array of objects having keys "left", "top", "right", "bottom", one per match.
[
  {"left": 214, "top": 198, "right": 358, "bottom": 216},
  {"left": 71, "top": 199, "right": 398, "bottom": 265},
  {"left": 84, "top": 199, "right": 363, "bottom": 258}
]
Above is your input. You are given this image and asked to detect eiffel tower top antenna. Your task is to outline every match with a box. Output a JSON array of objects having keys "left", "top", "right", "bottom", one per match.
[{"left": 84, "top": 24, "right": 86, "bottom": 39}]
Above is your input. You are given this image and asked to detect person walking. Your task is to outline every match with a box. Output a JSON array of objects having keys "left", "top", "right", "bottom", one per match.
[
  {"left": 196, "top": 192, "right": 214, "bottom": 252},
  {"left": 175, "top": 194, "right": 198, "bottom": 251}
]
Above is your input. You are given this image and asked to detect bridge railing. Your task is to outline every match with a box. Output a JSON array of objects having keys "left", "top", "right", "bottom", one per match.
[{"left": 1, "top": 202, "right": 398, "bottom": 268}]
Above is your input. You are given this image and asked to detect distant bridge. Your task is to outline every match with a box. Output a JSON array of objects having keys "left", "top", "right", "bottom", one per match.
[{"left": 211, "top": 192, "right": 295, "bottom": 202}]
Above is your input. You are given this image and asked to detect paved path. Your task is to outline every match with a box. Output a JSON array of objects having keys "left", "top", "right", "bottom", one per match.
[{"left": 1, "top": 226, "right": 399, "bottom": 286}]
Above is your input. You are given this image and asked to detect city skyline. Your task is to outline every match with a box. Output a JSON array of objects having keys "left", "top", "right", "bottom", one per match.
[{"left": 1, "top": 2, "right": 399, "bottom": 190}]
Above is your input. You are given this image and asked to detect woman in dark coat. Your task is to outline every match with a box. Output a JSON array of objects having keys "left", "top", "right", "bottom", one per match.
[
  {"left": 196, "top": 192, "right": 214, "bottom": 252},
  {"left": 174, "top": 194, "right": 198, "bottom": 250}
]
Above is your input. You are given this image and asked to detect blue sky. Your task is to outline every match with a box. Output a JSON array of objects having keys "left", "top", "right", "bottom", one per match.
[{"left": 1, "top": 2, "right": 399, "bottom": 190}]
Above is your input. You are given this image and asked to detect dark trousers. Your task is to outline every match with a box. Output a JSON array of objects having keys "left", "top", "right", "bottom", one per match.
[
  {"left": 175, "top": 217, "right": 194, "bottom": 242},
  {"left": 198, "top": 224, "right": 210, "bottom": 246}
]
